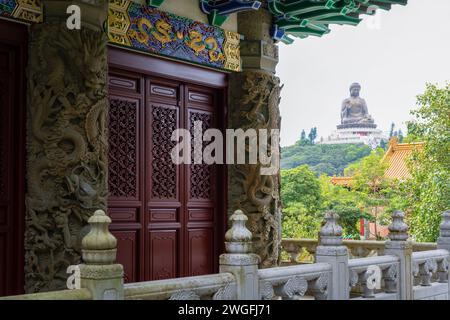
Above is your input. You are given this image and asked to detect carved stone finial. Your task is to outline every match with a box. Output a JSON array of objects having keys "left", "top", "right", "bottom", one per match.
[
  {"left": 319, "top": 211, "right": 343, "bottom": 246},
  {"left": 438, "top": 211, "right": 450, "bottom": 251},
  {"left": 225, "top": 210, "right": 253, "bottom": 253},
  {"left": 82, "top": 210, "right": 117, "bottom": 264},
  {"left": 388, "top": 210, "right": 409, "bottom": 241},
  {"left": 439, "top": 211, "right": 450, "bottom": 238}
]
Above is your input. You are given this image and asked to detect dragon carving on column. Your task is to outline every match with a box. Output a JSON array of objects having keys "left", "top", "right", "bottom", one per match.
[
  {"left": 229, "top": 70, "right": 283, "bottom": 267},
  {"left": 25, "top": 22, "right": 108, "bottom": 292}
]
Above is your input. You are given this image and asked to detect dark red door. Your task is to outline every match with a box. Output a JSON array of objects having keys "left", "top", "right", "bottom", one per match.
[
  {"left": 0, "top": 20, "right": 27, "bottom": 296},
  {"left": 107, "top": 49, "right": 226, "bottom": 282}
]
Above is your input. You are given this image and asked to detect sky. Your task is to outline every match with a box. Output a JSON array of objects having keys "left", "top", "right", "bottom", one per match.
[{"left": 277, "top": 0, "right": 450, "bottom": 147}]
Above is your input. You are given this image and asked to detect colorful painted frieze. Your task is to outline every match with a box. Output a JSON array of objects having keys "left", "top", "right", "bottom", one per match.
[
  {"left": 108, "top": 0, "right": 241, "bottom": 72},
  {"left": 0, "top": 0, "right": 43, "bottom": 23}
]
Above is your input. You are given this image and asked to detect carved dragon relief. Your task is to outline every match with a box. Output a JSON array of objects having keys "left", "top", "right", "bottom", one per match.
[
  {"left": 25, "top": 22, "right": 108, "bottom": 293},
  {"left": 229, "top": 70, "right": 283, "bottom": 268}
]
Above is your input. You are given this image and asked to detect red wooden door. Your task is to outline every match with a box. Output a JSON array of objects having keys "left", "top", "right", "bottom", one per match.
[
  {"left": 107, "top": 50, "right": 225, "bottom": 282},
  {"left": 0, "top": 20, "right": 27, "bottom": 296}
]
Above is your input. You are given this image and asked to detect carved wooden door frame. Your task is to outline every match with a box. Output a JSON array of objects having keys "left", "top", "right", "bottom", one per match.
[
  {"left": 107, "top": 46, "right": 228, "bottom": 281},
  {"left": 0, "top": 19, "right": 27, "bottom": 296}
]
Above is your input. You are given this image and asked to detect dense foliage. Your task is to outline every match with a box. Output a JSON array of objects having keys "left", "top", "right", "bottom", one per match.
[
  {"left": 281, "top": 166, "right": 323, "bottom": 238},
  {"left": 281, "top": 143, "right": 372, "bottom": 176},
  {"left": 281, "top": 165, "right": 373, "bottom": 240},
  {"left": 319, "top": 175, "right": 372, "bottom": 238},
  {"left": 402, "top": 83, "right": 450, "bottom": 242},
  {"left": 344, "top": 149, "right": 393, "bottom": 239},
  {"left": 281, "top": 165, "right": 322, "bottom": 212}
]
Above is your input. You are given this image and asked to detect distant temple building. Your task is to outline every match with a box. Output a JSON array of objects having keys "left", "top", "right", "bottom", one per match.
[
  {"left": 331, "top": 137, "right": 425, "bottom": 240},
  {"left": 331, "top": 137, "right": 425, "bottom": 188},
  {"left": 321, "top": 83, "right": 387, "bottom": 147}
]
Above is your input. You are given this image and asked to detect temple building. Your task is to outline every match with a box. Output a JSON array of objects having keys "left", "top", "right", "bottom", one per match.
[
  {"left": 0, "top": 0, "right": 410, "bottom": 297},
  {"left": 331, "top": 137, "right": 425, "bottom": 239},
  {"left": 321, "top": 83, "right": 387, "bottom": 147},
  {"left": 331, "top": 137, "right": 425, "bottom": 188}
]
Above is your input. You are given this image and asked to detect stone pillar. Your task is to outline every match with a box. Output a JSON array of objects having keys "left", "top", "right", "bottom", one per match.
[
  {"left": 79, "top": 210, "right": 124, "bottom": 300},
  {"left": 228, "top": 2, "right": 282, "bottom": 268},
  {"left": 364, "top": 219, "right": 370, "bottom": 240},
  {"left": 384, "top": 210, "right": 413, "bottom": 300},
  {"left": 219, "top": 210, "right": 260, "bottom": 300},
  {"left": 315, "top": 211, "right": 349, "bottom": 300},
  {"left": 437, "top": 211, "right": 450, "bottom": 286},
  {"left": 437, "top": 211, "right": 450, "bottom": 252},
  {"left": 25, "top": 0, "right": 109, "bottom": 292}
]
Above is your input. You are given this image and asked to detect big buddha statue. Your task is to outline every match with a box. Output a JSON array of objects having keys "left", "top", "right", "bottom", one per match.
[{"left": 340, "top": 83, "right": 376, "bottom": 127}]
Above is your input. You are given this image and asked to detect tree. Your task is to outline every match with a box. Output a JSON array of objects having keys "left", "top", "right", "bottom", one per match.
[
  {"left": 403, "top": 83, "right": 450, "bottom": 242},
  {"left": 398, "top": 129, "right": 404, "bottom": 143},
  {"left": 281, "top": 165, "right": 322, "bottom": 211},
  {"left": 345, "top": 149, "right": 390, "bottom": 239},
  {"left": 308, "top": 127, "right": 317, "bottom": 145},
  {"left": 300, "top": 129, "right": 307, "bottom": 145},
  {"left": 282, "top": 203, "right": 322, "bottom": 239},
  {"left": 281, "top": 165, "right": 323, "bottom": 238},
  {"left": 380, "top": 139, "right": 387, "bottom": 150},
  {"left": 319, "top": 175, "right": 372, "bottom": 238},
  {"left": 389, "top": 122, "right": 395, "bottom": 139}
]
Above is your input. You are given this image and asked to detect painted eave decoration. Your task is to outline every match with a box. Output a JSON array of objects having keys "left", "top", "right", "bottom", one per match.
[
  {"left": 147, "top": 0, "right": 166, "bottom": 8},
  {"left": 108, "top": 0, "right": 241, "bottom": 72},
  {"left": 200, "top": 0, "right": 262, "bottom": 27},
  {"left": 269, "top": 0, "right": 408, "bottom": 44},
  {"left": 0, "top": 0, "right": 43, "bottom": 23},
  {"left": 0, "top": 0, "right": 409, "bottom": 52}
]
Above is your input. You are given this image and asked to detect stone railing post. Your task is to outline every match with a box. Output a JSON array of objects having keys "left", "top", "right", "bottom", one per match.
[
  {"left": 437, "top": 211, "right": 450, "bottom": 252},
  {"left": 315, "top": 211, "right": 349, "bottom": 300},
  {"left": 219, "top": 210, "right": 260, "bottom": 300},
  {"left": 79, "top": 210, "right": 124, "bottom": 300},
  {"left": 437, "top": 211, "right": 450, "bottom": 288},
  {"left": 384, "top": 210, "right": 413, "bottom": 300}
]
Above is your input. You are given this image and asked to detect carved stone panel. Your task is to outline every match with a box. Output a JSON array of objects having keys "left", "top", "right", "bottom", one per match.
[
  {"left": 25, "top": 22, "right": 108, "bottom": 292},
  {"left": 228, "top": 70, "right": 282, "bottom": 267}
]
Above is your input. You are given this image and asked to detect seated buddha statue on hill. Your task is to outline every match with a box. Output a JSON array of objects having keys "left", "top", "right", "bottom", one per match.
[{"left": 341, "top": 83, "right": 375, "bottom": 125}]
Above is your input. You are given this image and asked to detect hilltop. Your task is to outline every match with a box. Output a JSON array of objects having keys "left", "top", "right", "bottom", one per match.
[{"left": 281, "top": 142, "right": 372, "bottom": 176}]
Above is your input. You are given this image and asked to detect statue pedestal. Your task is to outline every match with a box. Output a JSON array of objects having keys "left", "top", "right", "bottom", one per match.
[
  {"left": 337, "top": 123, "right": 378, "bottom": 130},
  {"left": 321, "top": 125, "right": 387, "bottom": 146}
]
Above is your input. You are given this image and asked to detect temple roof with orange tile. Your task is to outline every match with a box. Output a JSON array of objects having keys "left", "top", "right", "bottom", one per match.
[
  {"left": 331, "top": 138, "right": 424, "bottom": 187},
  {"left": 382, "top": 138, "right": 424, "bottom": 179},
  {"left": 330, "top": 176, "right": 354, "bottom": 187}
]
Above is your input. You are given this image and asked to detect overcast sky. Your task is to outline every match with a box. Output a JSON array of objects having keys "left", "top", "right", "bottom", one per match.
[{"left": 277, "top": 0, "right": 450, "bottom": 147}]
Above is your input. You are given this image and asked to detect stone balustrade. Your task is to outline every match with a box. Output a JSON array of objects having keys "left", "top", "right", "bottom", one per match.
[
  {"left": 1, "top": 209, "right": 449, "bottom": 300},
  {"left": 348, "top": 255, "right": 400, "bottom": 299},
  {"left": 0, "top": 289, "right": 92, "bottom": 300},
  {"left": 258, "top": 263, "right": 331, "bottom": 300},
  {"left": 281, "top": 238, "right": 437, "bottom": 264},
  {"left": 124, "top": 273, "right": 237, "bottom": 300},
  {"left": 411, "top": 249, "right": 450, "bottom": 300}
]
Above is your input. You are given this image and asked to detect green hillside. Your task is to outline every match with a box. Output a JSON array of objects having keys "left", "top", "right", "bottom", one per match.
[{"left": 281, "top": 142, "right": 372, "bottom": 176}]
